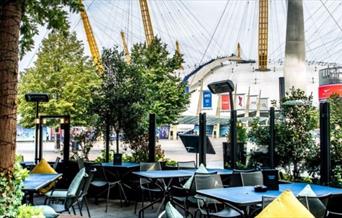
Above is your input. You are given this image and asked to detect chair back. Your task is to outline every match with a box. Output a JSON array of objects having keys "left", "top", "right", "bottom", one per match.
[
  {"left": 177, "top": 161, "right": 196, "bottom": 169},
  {"left": 297, "top": 196, "right": 327, "bottom": 218},
  {"left": 194, "top": 174, "right": 223, "bottom": 190},
  {"left": 240, "top": 171, "right": 263, "bottom": 186},
  {"left": 65, "top": 168, "right": 86, "bottom": 210},
  {"left": 52, "top": 157, "right": 60, "bottom": 170},
  {"left": 82, "top": 172, "right": 94, "bottom": 196},
  {"left": 77, "top": 157, "right": 85, "bottom": 170},
  {"left": 140, "top": 162, "right": 162, "bottom": 186},
  {"left": 326, "top": 194, "right": 342, "bottom": 217}
]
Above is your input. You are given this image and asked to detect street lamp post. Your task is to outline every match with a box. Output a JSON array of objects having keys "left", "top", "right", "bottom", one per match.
[
  {"left": 208, "top": 80, "right": 237, "bottom": 168},
  {"left": 25, "top": 93, "right": 49, "bottom": 163}
]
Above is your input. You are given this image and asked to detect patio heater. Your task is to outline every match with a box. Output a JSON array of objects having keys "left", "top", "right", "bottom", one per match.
[
  {"left": 320, "top": 101, "right": 330, "bottom": 185},
  {"left": 148, "top": 113, "right": 156, "bottom": 162},
  {"left": 25, "top": 93, "right": 49, "bottom": 164},
  {"left": 208, "top": 80, "right": 237, "bottom": 168}
]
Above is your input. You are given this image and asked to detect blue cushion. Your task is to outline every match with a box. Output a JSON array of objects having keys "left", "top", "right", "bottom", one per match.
[
  {"left": 67, "top": 168, "right": 86, "bottom": 197},
  {"left": 33, "top": 206, "right": 58, "bottom": 218}
]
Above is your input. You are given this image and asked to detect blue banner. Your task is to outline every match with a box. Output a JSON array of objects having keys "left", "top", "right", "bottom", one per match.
[{"left": 202, "top": 90, "right": 212, "bottom": 108}]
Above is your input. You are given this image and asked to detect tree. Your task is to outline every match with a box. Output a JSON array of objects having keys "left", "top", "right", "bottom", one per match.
[
  {"left": 248, "top": 88, "right": 317, "bottom": 179},
  {"left": 0, "top": 1, "right": 80, "bottom": 215},
  {"left": 17, "top": 31, "right": 99, "bottom": 127},
  {"left": 130, "top": 37, "right": 190, "bottom": 125},
  {"left": 328, "top": 94, "right": 342, "bottom": 186},
  {"left": 91, "top": 47, "right": 147, "bottom": 153}
]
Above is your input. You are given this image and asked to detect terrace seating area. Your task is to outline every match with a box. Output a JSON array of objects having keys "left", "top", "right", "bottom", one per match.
[{"left": 21, "top": 159, "right": 342, "bottom": 218}]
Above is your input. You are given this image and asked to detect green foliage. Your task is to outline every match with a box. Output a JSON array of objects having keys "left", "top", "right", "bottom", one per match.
[
  {"left": 227, "top": 121, "right": 248, "bottom": 144},
  {"left": 0, "top": 156, "right": 29, "bottom": 217},
  {"left": 248, "top": 88, "right": 317, "bottom": 179},
  {"left": 18, "top": 0, "right": 81, "bottom": 57},
  {"left": 130, "top": 37, "right": 190, "bottom": 125},
  {"left": 70, "top": 128, "right": 98, "bottom": 161},
  {"left": 328, "top": 95, "right": 342, "bottom": 186},
  {"left": 90, "top": 46, "right": 147, "bottom": 152},
  {"left": 18, "top": 31, "right": 100, "bottom": 127},
  {"left": 17, "top": 205, "right": 43, "bottom": 218}
]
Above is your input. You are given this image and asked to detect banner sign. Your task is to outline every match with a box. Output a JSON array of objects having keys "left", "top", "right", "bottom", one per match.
[
  {"left": 202, "top": 90, "right": 212, "bottom": 108},
  {"left": 249, "top": 95, "right": 258, "bottom": 110},
  {"left": 319, "top": 67, "right": 342, "bottom": 85},
  {"left": 259, "top": 98, "right": 269, "bottom": 110},
  {"left": 236, "top": 94, "right": 245, "bottom": 110},
  {"left": 319, "top": 84, "right": 342, "bottom": 100},
  {"left": 221, "top": 95, "right": 230, "bottom": 111}
]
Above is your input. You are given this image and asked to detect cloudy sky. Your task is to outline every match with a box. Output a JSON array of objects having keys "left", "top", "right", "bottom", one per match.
[{"left": 19, "top": 0, "right": 342, "bottom": 73}]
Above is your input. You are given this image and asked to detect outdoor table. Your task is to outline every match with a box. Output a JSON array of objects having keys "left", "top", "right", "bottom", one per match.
[
  {"left": 196, "top": 182, "right": 342, "bottom": 207},
  {"left": 133, "top": 168, "right": 232, "bottom": 217},
  {"left": 100, "top": 162, "right": 140, "bottom": 205},
  {"left": 23, "top": 173, "right": 62, "bottom": 204}
]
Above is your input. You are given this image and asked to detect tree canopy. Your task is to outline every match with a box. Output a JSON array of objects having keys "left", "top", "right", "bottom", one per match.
[
  {"left": 131, "top": 37, "right": 190, "bottom": 125},
  {"left": 17, "top": 31, "right": 100, "bottom": 127}
]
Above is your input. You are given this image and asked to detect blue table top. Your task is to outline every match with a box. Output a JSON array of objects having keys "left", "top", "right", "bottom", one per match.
[
  {"left": 197, "top": 183, "right": 342, "bottom": 206},
  {"left": 101, "top": 162, "right": 140, "bottom": 168},
  {"left": 23, "top": 173, "right": 62, "bottom": 192},
  {"left": 133, "top": 168, "right": 232, "bottom": 179}
]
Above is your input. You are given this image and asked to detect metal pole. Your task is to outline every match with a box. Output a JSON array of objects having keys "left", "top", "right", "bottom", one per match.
[
  {"left": 38, "top": 116, "right": 43, "bottom": 161},
  {"left": 230, "top": 92, "right": 237, "bottom": 169},
  {"left": 198, "top": 113, "right": 207, "bottom": 166},
  {"left": 269, "top": 107, "right": 275, "bottom": 168},
  {"left": 63, "top": 116, "right": 70, "bottom": 164},
  {"left": 35, "top": 102, "right": 39, "bottom": 163},
  {"left": 320, "top": 102, "right": 330, "bottom": 185},
  {"left": 279, "top": 77, "right": 285, "bottom": 101},
  {"left": 148, "top": 113, "right": 156, "bottom": 162},
  {"left": 105, "top": 122, "right": 110, "bottom": 162}
]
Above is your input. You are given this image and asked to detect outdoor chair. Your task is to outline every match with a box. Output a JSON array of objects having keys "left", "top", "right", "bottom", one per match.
[
  {"left": 230, "top": 169, "right": 255, "bottom": 187},
  {"left": 44, "top": 168, "right": 87, "bottom": 215},
  {"left": 325, "top": 194, "right": 342, "bottom": 217},
  {"left": 53, "top": 157, "right": 61, "bottom": 171},
  {"left": 177, "top": 161, "right": 196, "bottom": 185},
  {"left": 90, "top": 163, "right": 125, "bottom": 212},
  {"left": 77, "top": 157, "right": 85, "bottom": 170},
  {"left": 194, "top": 174, "right": 244, "bottom": 217},
  {"left": 78, "top": 171, "right": 94, "bottom": 217},
  {"left": 240, "top": 171, "right": 263, "bottom": 186},
  {"left": 134, "top": 162, "right": 164, "bottom": 214},
  {"left": 177, "top": 161, "right": 196, "bottom": 169},
  {"left": 297, "top": 195, "right": 328, "bottom": 218}
]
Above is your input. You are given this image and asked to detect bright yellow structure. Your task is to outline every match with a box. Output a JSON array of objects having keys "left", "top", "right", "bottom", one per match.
[
  {"left": 139, "top": 0, "right": 154, "bottom": 46},
  {"left": 258, "top": 0, "right": 268, "bottom": 71},
  {"left": 175, "top": 40, "right": 184, "bottom": 70},
  {"left": 79, "top": 0, "right": 103, "bottom": 73},
  {"left": 237, "top": 42, "right": 241, "bottom": 60},
  {"left": 120, "top": 31, "right": 131, "bottom": 64}
]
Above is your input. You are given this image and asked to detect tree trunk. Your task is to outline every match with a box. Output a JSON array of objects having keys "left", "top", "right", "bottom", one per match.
[{"left": 0, "top": 2, "right": 21, "bottom": 170}]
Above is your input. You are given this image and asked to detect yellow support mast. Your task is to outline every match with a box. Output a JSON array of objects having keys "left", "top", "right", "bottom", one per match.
[
  {"left": 79, "top": 0, "right": 103, "bottom": 73},
  {"left": 120, "top": 31, "right": 131, "bottom": 64},
  {"left": 175, "top": 40, "right": 183, "bottom": 70},
  {"left": 139, "top": 0, "right": 154, "bottom": 46},
  {"left": 237, "top": 42, "right": 241, "bottom": 60},
  {"left": 258, "top": 0, "right": 269, "bottom": 71}
]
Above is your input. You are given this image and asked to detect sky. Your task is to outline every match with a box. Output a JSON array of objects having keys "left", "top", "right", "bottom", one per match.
[{"left": 19, "top": 0, "right": 342, "bottom": 73}]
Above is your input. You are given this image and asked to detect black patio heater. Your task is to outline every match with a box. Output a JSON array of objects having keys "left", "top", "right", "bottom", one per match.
[
  {"left": 25, "top": 93, "right": 49, "bottom": 164},
  {"left": 208, "top": 80, "right": 237, "bottom": 168}
]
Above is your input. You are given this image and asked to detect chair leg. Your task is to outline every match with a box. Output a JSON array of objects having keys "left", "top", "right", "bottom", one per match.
[
  {"left": 77, "top": 201, "right": 83, "bottom": 216},
  {"left": 72, "top": 206, "right": 76, "bottom": 215},
  {"left": 106, "top": 186, "right": 111, "bottom": 212},
  {"left": 84, "top": 197, "right": 91, "bottom": 218}
]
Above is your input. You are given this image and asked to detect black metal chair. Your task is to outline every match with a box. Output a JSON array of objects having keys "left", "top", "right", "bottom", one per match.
[
  {"left": 52, "top": 157, "right": 60, "bottom": 171},
  {"left": 240, "top": 171, "right": 263, "bottom": 186},
  {"left": 78, "top": 171, "right": 94, "bottom": 217},
  {"left": 194, "top": 174, "right": 244, "bottom": 217},
  {"left": 297, "top": 195, "right": 328, "bottom": 218},
  {"left": 134, "top": 162, "right": 165, "bottom": 214},
  {"left": 90, "top": 164, "right": 125, "bottom": 212},
  {"left": 177, "top": 161, "right": 196, "bottom": 169},
  {"left": 325, "top": 194, "right": 342, "bottom": 217}
]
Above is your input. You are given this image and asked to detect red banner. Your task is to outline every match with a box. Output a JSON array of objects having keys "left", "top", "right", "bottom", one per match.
[
  {"left": 319, "top": 84, "right": 342, "bottom": 100},
  {"left": 221, "top": 95, "right": 230, "bottom": 111}
]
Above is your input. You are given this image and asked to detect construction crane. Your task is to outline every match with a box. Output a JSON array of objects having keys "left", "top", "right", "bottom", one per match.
[
  {"left": 79, "top": 0, "right": 103, "bottom": 73},
  {"left": 258, "top": 0, "right": 269, "bottom": 71},
  {"left": 120, "top": 31, "right": 131, "bottom": 64},
  {"left": 139, "top": 0, "right": 154, "bottom": 46}
]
